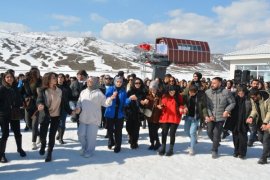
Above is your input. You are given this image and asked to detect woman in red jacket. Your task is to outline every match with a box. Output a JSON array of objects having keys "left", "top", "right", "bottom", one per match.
[{"left": 157, "top": 85, "right": 184, "bottom": 156}]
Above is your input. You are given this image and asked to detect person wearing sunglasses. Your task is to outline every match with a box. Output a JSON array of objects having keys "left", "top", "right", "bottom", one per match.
[
  {"left": 157, "top": 85, "right": 185, "bottom": 156},
  {"left": 126, "top": 78, "right": 146, "bottom": 149}
]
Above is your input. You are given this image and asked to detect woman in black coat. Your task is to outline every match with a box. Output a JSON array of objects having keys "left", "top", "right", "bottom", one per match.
[
  {"left": 56, "top": 73, "right": 73, "bottom": 144},
  {"left": 0, "top": 71, "right": 26, "bottom": 163},
  {"left": 126, "top": 78, "right": 146, "bottom": 149},
  {"left": 231, "top": 86, "right": 251, "bottom": 159}
]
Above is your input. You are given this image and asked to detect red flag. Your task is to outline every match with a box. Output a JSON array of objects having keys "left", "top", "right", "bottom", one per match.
[{"left": 138, "top": 43, "right": 151, "bottom": 51}]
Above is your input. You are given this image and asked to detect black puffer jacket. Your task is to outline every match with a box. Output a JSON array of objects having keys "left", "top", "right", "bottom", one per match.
[{"left": 0, "top": 85, "right": 12, "bottom": 115}]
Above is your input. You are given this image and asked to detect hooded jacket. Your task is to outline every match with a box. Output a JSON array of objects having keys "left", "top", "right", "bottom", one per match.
[
  {"left": 77, "top": 76, "right": 113, "bottom": 125},
  {"left": 77, "top": 88, "right": 112, "bottom": 125}
]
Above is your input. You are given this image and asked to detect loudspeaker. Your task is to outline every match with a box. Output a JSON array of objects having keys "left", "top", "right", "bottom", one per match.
[
  {"left": 234, "top": 70, "right": 242, "bottom": 84},
  {"left": 241, "top": 70, "right": 250, "bottom": 83}
]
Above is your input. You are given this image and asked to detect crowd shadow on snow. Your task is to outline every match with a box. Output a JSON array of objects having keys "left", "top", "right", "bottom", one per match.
[
  {"left": 0, "top": 123, "right": 264, "bottom": 179},
  {"left": 0, "top": 130, "right": 158, "bottom": 179}
]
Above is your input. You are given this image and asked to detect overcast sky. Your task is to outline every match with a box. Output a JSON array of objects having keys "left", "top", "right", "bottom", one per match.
[{"left": 1, "top": 0, "right": 270, "bottom": 53}]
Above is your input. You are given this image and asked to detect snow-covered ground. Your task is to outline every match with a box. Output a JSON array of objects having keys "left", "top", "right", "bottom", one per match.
[{"left": 0, "top": 118, "right": 269, "bottom": 180}]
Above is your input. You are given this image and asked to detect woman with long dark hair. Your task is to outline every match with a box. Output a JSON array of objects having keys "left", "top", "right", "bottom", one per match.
[
  {"left": 36, "top": 72, "right": 73, "bottom": 162},
  {"left": 126, "top": 78, "right": 146, "bottom": 149},
  {"left": 0, "top": 71, "right": 26, "bottom": 163},
  {"left": 21, "top": 67, "right": 42, "bottom": 150},
  {"left": 157, "top": 85, "right": 184, "bottom": 156}
]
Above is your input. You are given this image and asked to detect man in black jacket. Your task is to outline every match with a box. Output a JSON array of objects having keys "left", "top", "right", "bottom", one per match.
[{"left": 70, "top": 70, "right": 88, "bottom": 124}]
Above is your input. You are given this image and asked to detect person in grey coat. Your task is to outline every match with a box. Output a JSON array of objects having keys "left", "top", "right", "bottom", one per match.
[{"left": 205, "top": 77, "right": 236, "bottom": 159}]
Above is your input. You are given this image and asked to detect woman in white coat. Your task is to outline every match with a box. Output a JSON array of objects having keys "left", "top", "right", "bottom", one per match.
[{"left": 76, "top": 76, "right": 116, "bottom": 158}]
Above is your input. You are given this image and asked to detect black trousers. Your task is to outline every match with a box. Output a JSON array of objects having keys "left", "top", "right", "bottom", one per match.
[
  {"left": 257, "top": 129, "right": 264, "bottom": 144},
  {"left": 0, "top": 114, "right": 10, "bottom": 156},
  {"left": 161, "top": 123, "right": 178, "bottom": 145},
  {"left": 39, "top": 116, "right": 60, "bottom": 152},
  {"left": 232, "top": 131, "right": 248, "bottom": 156},
  {"left": 0, "top": 114, "right": 10, "bottom": 142},
  {"left": 126, "top": 117, "right": 141, "bottom": 145},
  {"left": 207, "top": 121, "right": 224, "bottom": 152},
  {"left": 106, "top": 118, "right": 123, "bottom": 148},
  {"left": 148, "top": 121, "right": 160, "bottom": 144},
  {"left": 261, "top": 131, "right": 270, "bottom": 160},
  {"left": 10, "top": 120, "right": 22, "bottom": 139}
]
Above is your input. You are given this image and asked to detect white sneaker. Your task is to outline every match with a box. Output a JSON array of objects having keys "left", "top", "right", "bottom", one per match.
[
  {"left": 189, "top": 148, "right": 195, "bottom": 156},
  {"left": 32, "top": 142, "right": 38, "bottom": 150},
  {"left": 185, "top": 146, "right": 191, "bottom": 152}
]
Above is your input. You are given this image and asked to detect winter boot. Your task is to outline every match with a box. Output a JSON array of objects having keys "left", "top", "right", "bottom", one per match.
[
  {"left": 45, "top": 148, "right": 52, "bottom": 162},
  {"left": 0, "top": 153, "right": 8, "bottom": 163},
  {"left": 114, "top": 146, "right": 121, "bottom": 153},
  {"left": 39, "top": 143, "right": 46, "bottom": 156},
  {"left": 0, "top": 140, "right": 8, "bottom": 163},
  {"left": 58, "top": 129, "right": 65, "bottom": 144},
  {"left": 258, "top": 158, "right": 267, "bottom": 164},
  {"left": 165, "top": 144, "right": 174, "bottom": 156},
  {"left": 153, "top": 140, "right": 161, "bottom": 150},
  {"left": 148, "top": 143, "right": 154, "bottom": 150},
  {"left": 158, "top": 144, "right": 166, "bottom": 156},
  {"left": 15, "top": 136, "right": 26, "bottom": 157},
  {"left": 45, "top": 151, "right": 52, "bottom": 162}
]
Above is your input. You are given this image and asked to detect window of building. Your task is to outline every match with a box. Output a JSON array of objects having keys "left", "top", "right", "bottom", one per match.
[
  {"left": 177, "top": 44, "right": 202, "bottom": 51},
  {"left": 235, "top": 64, "right": 270, "bottom": 80}
]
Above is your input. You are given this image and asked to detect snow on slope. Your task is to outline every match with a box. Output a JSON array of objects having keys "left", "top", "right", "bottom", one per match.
[{"left": 0, "top": 31, "right": 229, "bottom": 80}]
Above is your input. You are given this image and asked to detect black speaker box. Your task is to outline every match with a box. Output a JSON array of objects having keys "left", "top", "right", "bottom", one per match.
[
  {"left": 234, "top": 70, "right": 242, "bottom": 84},
  {"left": 241, "top": 70, "right": 250, "bottom": 83}
]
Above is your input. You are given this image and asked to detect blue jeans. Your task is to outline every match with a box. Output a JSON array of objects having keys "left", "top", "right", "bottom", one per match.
[
  {"left": 59, "top": 111, "right": 68, "bottom": 130},
  {"left": 184, "top": 116, "right": 199, "bottom": 150}
]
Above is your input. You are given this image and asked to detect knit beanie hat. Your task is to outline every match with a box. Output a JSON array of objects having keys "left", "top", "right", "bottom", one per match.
[{"left": 149, "top": 80, "right": 158, "bottom": 90}]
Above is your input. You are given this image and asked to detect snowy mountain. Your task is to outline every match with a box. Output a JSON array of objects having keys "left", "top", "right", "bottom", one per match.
[{"left": 0, "top": 30, "right": 229, "bottom": 80}]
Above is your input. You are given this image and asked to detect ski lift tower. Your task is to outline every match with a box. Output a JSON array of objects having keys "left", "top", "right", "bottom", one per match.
[{"left": 137, "top": 42, "right": 171, "bottom": 79}]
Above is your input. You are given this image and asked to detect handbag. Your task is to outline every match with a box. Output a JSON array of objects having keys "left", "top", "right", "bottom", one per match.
[
  {"left": 143, "top": 98, "right": 157, "bottom": 118},
  {"left": 144, "top": 108, "right": 152, "bottom": 118}
]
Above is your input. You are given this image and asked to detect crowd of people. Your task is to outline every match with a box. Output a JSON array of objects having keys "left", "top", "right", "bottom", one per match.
[{"left": 0, "top": 67, "right": 270, "bottom": 165}]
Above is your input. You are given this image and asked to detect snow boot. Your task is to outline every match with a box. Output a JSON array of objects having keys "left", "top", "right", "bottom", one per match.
[
  {"left": 15, "top": 136, "right": 26, "bottom": 157},
  {"left": 158, "top": 144, "right": 166, "bottom": 156},
  {"left": 165, "top": 144, "right": 174, "bottom": 156}
]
